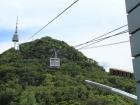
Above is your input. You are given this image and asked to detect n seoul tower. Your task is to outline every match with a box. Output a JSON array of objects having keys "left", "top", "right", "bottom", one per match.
[{"left": 12, "top": 16, "right": 19, "bottom": 50}]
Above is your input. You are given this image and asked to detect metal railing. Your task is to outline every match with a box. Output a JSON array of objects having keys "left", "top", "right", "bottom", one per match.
[{"left": 85, "top": 80, "right": 137, "bottom": 102}]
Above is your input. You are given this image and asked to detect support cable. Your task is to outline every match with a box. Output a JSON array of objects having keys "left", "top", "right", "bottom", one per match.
[
  {"left": 28, "top": 0, "right": 79, "bottom": 40},
  {"left": 77, "top": 30, "right": 128, "bottom": 50},
  {"left": 80, "top": 40, "right": 129, "bottom": 50},
  {"left": 75, "top": 24, "right": 128, "bottom": 48}
]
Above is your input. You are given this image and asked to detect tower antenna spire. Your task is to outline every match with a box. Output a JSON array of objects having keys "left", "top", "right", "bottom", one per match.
[
  {"left": 15, "top": 16, "right": 18, "bottom": 33},
  {"left": 12, "top": 16, "right": 19, "bottom": 50}
]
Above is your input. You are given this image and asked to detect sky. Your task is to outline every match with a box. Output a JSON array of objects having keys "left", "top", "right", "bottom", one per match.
[{"left": 0, "top": 0, "right": 133, "bottom": 72}]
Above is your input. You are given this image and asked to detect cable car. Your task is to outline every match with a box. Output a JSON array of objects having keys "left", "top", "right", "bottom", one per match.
[
  {"left": 50, "top": 58, "right": 60, "bottom": 68},
  {"left": 49, "top": 49, "right": 60, "bottom": 69}
]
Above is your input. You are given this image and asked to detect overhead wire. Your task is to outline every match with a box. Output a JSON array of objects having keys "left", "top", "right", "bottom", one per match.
[
  {"left": 74, "top": 24, "right": 128, "bottom": 48},
  {"left": 28, "top": 0, "right": 79, "bottom": 40},
  {"left": 80, "top": 40, "right": 129, "bottom": 50},
  {"left": 77, "top": 29, "right": 128, "bottom": 50},
  {"left": 24, "top": 0, "right": 129, "bottom": 52}
]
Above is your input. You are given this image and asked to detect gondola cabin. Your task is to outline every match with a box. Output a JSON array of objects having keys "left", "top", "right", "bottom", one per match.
[{"left": 50, "top": 58, "right": 60, "bottom": 69}]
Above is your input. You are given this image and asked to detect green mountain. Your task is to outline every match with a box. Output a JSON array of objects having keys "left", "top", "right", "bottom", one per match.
[{"left": 0, "top": 37, "right": 136, "bottom": 105}]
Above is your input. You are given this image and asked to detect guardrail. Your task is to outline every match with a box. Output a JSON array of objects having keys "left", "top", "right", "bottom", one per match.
[{"left": 85, "top": 80, "right": 137, "bottom": 102}]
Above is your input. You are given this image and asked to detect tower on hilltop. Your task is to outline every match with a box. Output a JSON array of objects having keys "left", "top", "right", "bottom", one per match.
[{"left": 12, "top": 16, "right": 19, "bottom": 50}]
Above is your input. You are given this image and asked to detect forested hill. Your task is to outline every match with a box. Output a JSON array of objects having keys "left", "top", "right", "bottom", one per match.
[{"left": 0, "top": 37, "right": 136, "bottom": 105}]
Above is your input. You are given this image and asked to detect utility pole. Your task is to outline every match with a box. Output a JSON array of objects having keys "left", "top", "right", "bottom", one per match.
[{"left": 125, "top": 0, "right": 140, "bottom": 105}]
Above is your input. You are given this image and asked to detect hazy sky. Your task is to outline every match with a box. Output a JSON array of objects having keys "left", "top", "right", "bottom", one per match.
[{"left": 0, "top": 0, "right": 133, "bottom": 72}]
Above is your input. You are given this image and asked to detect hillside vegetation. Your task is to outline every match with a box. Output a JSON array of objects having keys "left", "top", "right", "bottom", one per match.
[{"left": 0, "top": 37, "right": 136, "bottom": 105}]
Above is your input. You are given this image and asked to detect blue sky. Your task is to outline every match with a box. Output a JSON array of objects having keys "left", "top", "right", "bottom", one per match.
[
  {"left": 0, "top": 29, "right": 12, "bottom": 42},
  {"left": 0, "top": 0, "right": 133, "bottom": 72}
]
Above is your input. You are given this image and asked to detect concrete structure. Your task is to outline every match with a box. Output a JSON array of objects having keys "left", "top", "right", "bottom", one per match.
[{"left": 125, "top": 0, "right": 140, "bottom": 104}]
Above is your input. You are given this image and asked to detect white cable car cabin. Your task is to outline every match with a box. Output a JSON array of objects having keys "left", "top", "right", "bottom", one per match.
[
  {"left": 49, "top": 49, "right": 60, "bottom": 69},
  {"left": 50, "top": 58, "right": 60, "bottom": 69}
]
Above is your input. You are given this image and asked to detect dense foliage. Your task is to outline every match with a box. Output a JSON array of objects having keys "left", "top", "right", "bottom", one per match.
[{"left": 0, "top": 37, "right": 136, "bottom": 105}]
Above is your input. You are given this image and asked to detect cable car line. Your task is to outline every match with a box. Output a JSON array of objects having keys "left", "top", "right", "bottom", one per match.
[
  {"left": 28, "top": 0, "right": 79, "bottom": 40},
  {"left": 77, "top": 30, "right": 128, "bottom": 50},
  {"left": 80, "top": 40, "right": 129, "bottom": 50},
  {"left": 74, "top": 24, "right": 128, "bottom": 48}
]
